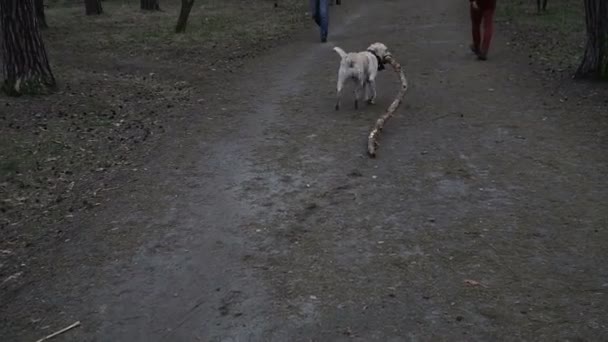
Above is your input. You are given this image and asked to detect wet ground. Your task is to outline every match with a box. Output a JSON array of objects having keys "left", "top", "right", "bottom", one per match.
[{"left": 2, "top": 0, "right": 607, "bottom": 340}]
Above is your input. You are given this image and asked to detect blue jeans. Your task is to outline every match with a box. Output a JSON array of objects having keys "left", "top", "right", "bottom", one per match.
[{"left": 310, "top": 0, "right": 329, "bottom": 41}]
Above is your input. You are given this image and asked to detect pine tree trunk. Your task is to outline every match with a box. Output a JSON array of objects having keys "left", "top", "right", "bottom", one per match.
[
  {"left": 85, "top": 0, "right": 103, "bottom": 15},
  {"left": 141, "top": 0, "right": 160, "bottom": 11},
  {"left": 0, "top": 0, "right": 56, "bottom": 96},
  {"left": 34, "top": 0, "right": 47, "bottom": 29},
  {"left": 576, "top": 0, "right": 608, "bottom": 79},
  {"left": 175, "top": 0, "right": 195, "bottom": 33}
]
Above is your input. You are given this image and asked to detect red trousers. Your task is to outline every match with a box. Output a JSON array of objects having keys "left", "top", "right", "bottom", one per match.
[{"left": 470, "top": 6, "right": 495, "bottom": 54}]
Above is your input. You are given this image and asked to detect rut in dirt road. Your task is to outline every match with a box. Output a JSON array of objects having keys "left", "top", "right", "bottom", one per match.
[{"left": 2, "top": 0, "right": 607, "bottom": 341}]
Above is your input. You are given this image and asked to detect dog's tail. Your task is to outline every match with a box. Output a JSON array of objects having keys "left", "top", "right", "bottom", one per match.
[
  {"left": 334, "top": 46, "right": 355, "bottom": 68},
  {"left": 333, "top": 46, "right": 348, "bottom": 60}
]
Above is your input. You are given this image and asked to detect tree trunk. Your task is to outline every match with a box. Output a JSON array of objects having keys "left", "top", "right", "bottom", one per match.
[
  {"left": 537, "top": 0, "right": 548, "bottom": 13},
  {"left": 34, "top": 0, "right": 47, "bottom": 29},
  {"left": 0, "top": 0, "right": 56, "bottom": 96},
  {"left": 175, "top": 0, "right": 195, "bottom": 33},
  {"left": 576, "top": 0, "right": 608, "bottom": 79},
  {"left": 85, "top": 0, "right": 103, "bottom": 15},
  {"left": 141, "top": 0, "right": 160, "bottom": 11}
]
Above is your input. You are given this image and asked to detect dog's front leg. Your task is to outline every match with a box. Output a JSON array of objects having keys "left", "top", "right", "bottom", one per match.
[
  {"left": 354, "top": 81, "right": 365, "bottom": 109},
  {"left": 363, "top": 81, "right": 370, "bottom": 102},
  {"left": 368, "top": 79, "right": 377, "bottom": 105}
]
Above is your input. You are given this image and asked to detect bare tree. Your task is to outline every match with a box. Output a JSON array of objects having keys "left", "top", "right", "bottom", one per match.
[
  {"left": 175, "top": 0, "right": 195, "bottom": 33},
  {"left": 141, "top": 0, "right": 160, "bottom": 11},
  {"left": 85, "top": 0, "right": 103, "bottom": 15},
  {"left": 576, "top": 0, "right": 608, "bottom": 79},
  {"left": 34, "top": 0, "right": 47, "bottom": 29},
  {"left": 0, "top": 0, "right": 56, "bottom": 96}
]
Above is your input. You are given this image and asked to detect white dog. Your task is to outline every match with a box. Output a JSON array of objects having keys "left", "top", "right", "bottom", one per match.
[{"left": 333, "top": 42, "right": 390, "bottom": 110}]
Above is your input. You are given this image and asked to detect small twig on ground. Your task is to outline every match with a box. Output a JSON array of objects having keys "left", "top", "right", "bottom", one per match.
[
  {"left": 367, "top": 55, "right": 409, "bottom": 158},
  {"left": 51, "top": 140, "right": 70, "bottom": 149},
  {"left": 464, "top": 279, "right": 488, "bottom": 288},
  {"left": 35, "top": 321, "right": 81, "bottom": 342}
]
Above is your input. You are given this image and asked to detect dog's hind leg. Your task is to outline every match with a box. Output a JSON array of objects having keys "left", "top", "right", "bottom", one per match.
[{"left": 335, "top": 76, "right": 344, "bottom": 111}]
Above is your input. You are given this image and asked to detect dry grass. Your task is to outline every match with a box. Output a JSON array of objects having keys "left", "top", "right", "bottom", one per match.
[
  {"left": 45, "top": 0, "right": 306, "bottom": 65},
  {"left": 498, "top": 0, "right": 586, "bottom": 73},
  {"left": 0, "top": 0, "right": 306, "bottom": 291}
]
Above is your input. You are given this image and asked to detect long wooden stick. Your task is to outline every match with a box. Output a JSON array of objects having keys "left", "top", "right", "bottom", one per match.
[
  {"left": 35, "top": 321, "right": 81, "bottom": 342},
  {"left": 367, "top": 55, "right": 409, "bottom": 158}
]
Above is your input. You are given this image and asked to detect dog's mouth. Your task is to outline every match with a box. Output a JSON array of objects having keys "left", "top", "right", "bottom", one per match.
[{"left": 368, "top": 49, "right": 387, "bottom": 71}]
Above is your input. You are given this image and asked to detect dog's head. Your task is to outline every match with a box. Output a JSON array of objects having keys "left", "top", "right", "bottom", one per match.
[{"left": 367, "top": 42, "right": 390, "bottom": 60}]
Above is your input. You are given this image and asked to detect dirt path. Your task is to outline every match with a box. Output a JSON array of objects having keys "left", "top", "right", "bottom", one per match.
[{"left": 3, "top": 0, "right": 607, "bottom": 340}]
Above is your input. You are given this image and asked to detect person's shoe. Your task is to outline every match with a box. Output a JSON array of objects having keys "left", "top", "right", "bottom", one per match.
[
  {"left": 469, "top": 43, "right": 480, "bottom": 55},
  {"left": 477, "top": 52, "right": 487, "bottom": 61},
  {"left": 321, "top": 36, "right": 327, "bottom": 43}
]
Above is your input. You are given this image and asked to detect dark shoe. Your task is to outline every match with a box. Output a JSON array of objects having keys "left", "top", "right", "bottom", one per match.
[
  {"left": 469, "top": 43, "right": 480, "bottom": 55},
  {"left": 321, "top": 36, "right": 327, "bottom": 43},
  {"left": 477, "top": 52, "right": 487, "bottom": 61}
]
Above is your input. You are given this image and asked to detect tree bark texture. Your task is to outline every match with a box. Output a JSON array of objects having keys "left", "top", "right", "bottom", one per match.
[
  {"left": 141, "top": 0, "right": 160, "bottom": 11},
  {"left": 0, "top": 0, "right": 56, "bottom": 95},
  {"left": 34, "top": 0, "right": 47, "bottom": 29},
  {"left": 175, "top": 0, "right": 195, "bottom": 33},
  {"left": 576, "top": 0, "right": 608, "bottom": 79},
  {"left": 85, "top": 0, "right": 103, "bottom": 15}
]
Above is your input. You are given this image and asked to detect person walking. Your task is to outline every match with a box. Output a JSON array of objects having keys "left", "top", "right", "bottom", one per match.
[
  {"left": 311, "top": 0, "right": 330, "bottom": 42},
  {"left": 469, "top": 0, "right": 496, "bottom": 60}
]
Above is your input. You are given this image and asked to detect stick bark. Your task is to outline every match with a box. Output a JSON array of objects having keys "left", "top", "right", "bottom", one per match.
[{"left": 367, "top": 55, "right": 408, "bottom": 158}]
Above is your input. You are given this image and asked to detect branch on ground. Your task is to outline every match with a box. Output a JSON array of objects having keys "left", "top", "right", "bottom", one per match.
[{"left": 367, "top": 55, "right": 409, "bottom": 158}]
